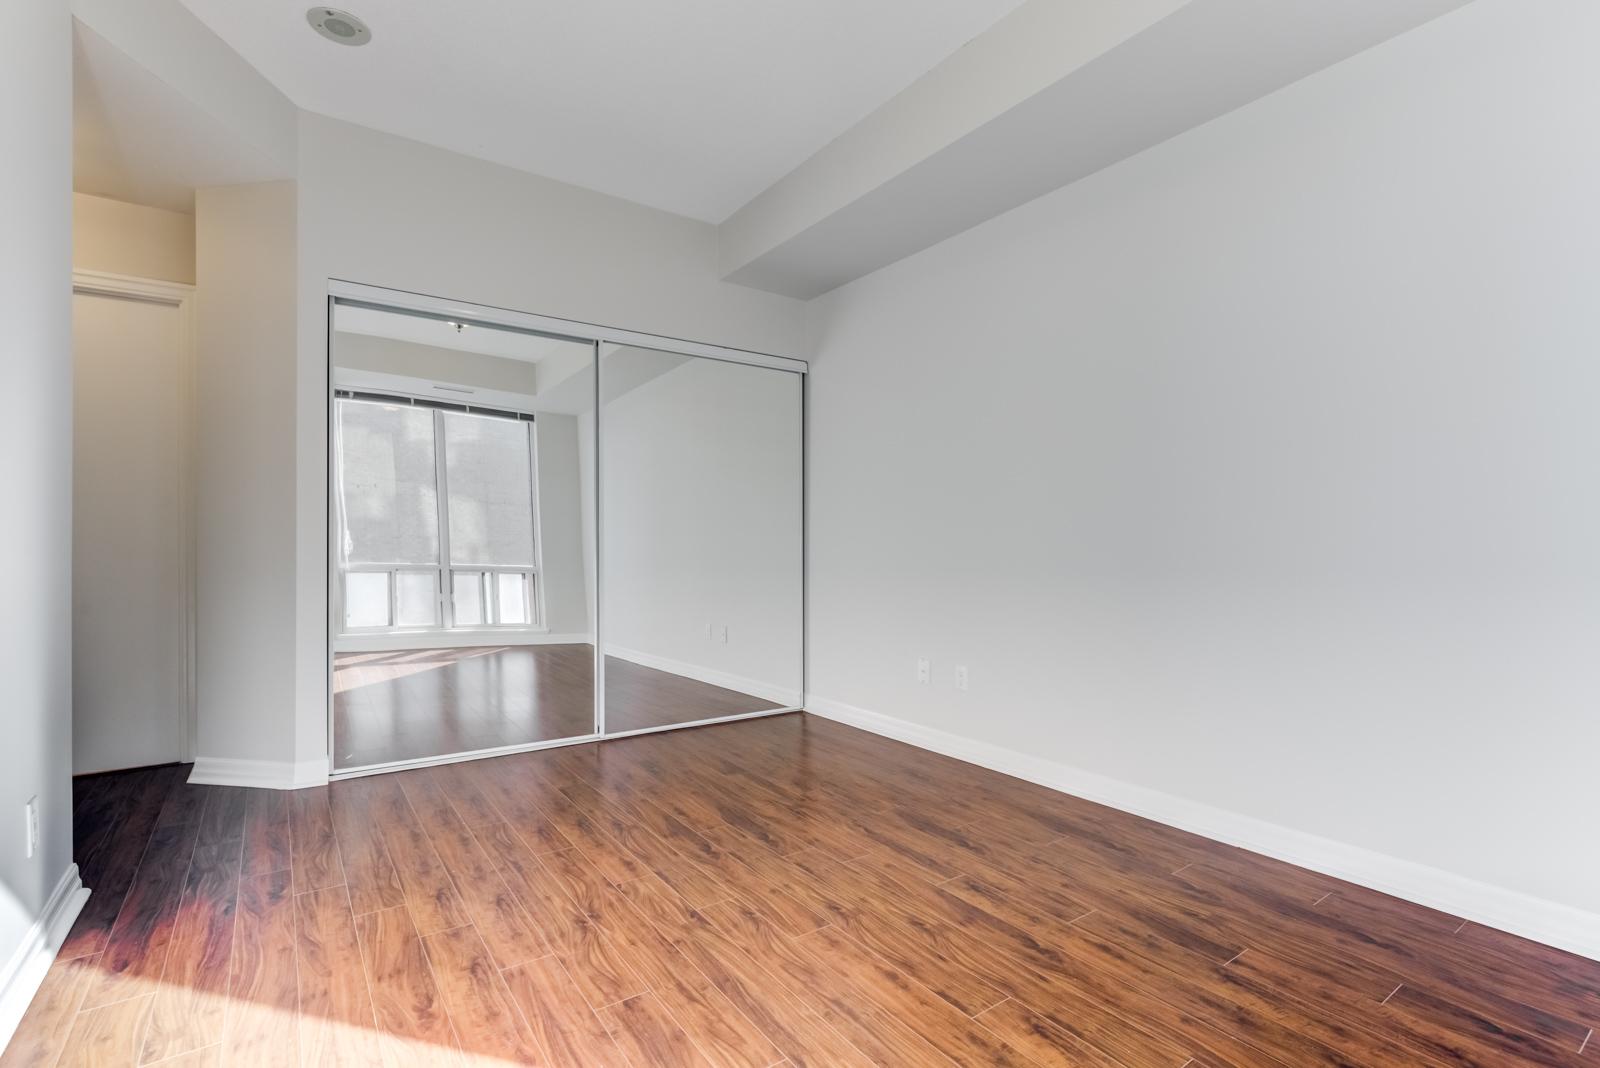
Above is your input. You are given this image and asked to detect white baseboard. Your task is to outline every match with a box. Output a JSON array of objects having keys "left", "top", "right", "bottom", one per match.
[
  {"left": 607, "top": 646, "right": 802, "bottom": 707},
  {"left": 334, "top": 632, "right": 593, "bottom": 653},
  {"left": 188, "top": 755, "right": 330, "bottom": 790},
  {"left": 804, "top": 695, "right": 1600, "bottom": 963},
  {"left": 0, "top": 865, "right": 89, "bottom": 1052}
]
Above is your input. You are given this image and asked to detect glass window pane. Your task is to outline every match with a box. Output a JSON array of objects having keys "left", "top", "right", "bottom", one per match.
[
  {"left": 443, "top": 413, "right": 535, "bottom": 566},
  {"left": 395, "top": 571, "right": 438, "bottom": 627},
  {"left": 452, "top": 571, "right": 484, "bottom": 625},
  {"left": 344, "top": 572, "right": 390, "bottom": 628},
  {"left": 337, "top": 401, "right": 439, "bottom": 564},
  {"left": 496, "top": 572, "right": 529, "bottom": 624}
]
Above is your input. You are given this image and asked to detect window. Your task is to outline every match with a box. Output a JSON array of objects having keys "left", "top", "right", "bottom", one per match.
[{"left": 334, "top": 396, "right": 540, "bottom": 632}]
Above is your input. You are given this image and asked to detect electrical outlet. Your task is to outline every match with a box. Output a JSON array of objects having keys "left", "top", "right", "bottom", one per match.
[
  {"left": 719, "top": 625, "right": 729, "bottom": 643},
  {"left": 24, "top": 797, "right": 38, "bottom": 859},
  {"left": 705, "top": 623, "right": 713, "bottom": 640},
  {"left": 916, "top": 657, "right": 930, "bottom": 684},
  {"left": 955, "top": 665, "right": 969, "bottom": 691}
]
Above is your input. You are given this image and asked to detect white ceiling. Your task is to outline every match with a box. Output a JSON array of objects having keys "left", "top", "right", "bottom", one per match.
[{"left": 173, "top": 0, "right": 1028, "bottom": 222}]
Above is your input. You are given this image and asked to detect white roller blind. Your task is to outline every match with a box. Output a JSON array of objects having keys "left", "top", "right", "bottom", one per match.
[
  {"left": 338, "top": 401, "right": 440, "bottom": 565},
  {"left": 443, "top": 412, "right": 536, "bottom": 567}
]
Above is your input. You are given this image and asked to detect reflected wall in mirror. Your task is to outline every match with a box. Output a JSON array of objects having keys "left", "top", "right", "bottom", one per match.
[
  {"left": 329, "top": 301, "right": 597, "bottom": 769},
  {"left": 600, "top": 345, "right": 804, "bottom": 735}
]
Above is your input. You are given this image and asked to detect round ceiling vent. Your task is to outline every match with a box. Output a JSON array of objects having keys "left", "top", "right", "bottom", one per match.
[{"left": 307, "top": 8, "right": 371, "bottom": 45}]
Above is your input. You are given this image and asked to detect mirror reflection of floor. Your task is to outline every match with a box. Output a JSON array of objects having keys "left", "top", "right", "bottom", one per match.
[
  {"left": 602, "top": 656, "right": 786, "bottom": 735},
  {"left": 333, "top": 645, "right": 784, "bottom": 769}
]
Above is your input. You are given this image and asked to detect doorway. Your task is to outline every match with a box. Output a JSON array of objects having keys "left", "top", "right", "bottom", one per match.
[{"left": 71, "top": 273, "right": 195, "bottom": 773}]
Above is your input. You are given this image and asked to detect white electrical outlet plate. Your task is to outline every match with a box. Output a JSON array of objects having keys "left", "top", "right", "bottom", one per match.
[
  {"left": 955, "top": 665, "right": 969, "bottom": 691},
  {"left": 916, "top": 657, "right": 930, "bottom": 684},
  {"left": 719, "top": 625, "right": 729, "bottom": 643},
  {"left": 24, "top": 796, "right": 38, "bottom": 859},
  {"left": 705, "top": 623, "right": 713, "bottom": 640}
]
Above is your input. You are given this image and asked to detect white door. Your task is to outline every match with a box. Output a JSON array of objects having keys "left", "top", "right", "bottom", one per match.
[{"left": 72, "top": 290, "right": 186, "bottom": 773}]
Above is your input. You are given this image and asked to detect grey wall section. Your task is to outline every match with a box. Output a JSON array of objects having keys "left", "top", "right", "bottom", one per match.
[
  {"left": 0, "top": 0, "right": 76, "bottom": 1018},
  {"left": 602, "top": 357, "right": 804, "bottom": 698},
  {"left": 534, "top": 414, "right": 591, "bottom": 636},
  {"left": 807, "top": 0, "right": 1600, "bottom": 916},
  {"left": 195, "top": 182, "right": 306, "bottom": 778}
]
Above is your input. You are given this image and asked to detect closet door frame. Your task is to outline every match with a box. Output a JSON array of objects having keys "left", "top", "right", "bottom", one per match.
[
  {"left": 73, "top": 269, "right": 198, "bottom": 766},
  {"left": 324, "top": 280, "right": 807, "bottom": 780}
]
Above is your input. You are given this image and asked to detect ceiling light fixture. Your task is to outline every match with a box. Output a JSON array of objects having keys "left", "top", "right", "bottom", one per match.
[{"left": 307, "top": 7, "right": 371, "bottom": 45}]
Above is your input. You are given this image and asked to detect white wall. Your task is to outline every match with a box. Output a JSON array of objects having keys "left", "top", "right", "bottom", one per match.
[
  {"left": 536, "top": 414, "right": 592, "bottom": 637},
  {"left": 193, "top": 181, "right": 308, "bottom": 784},
  {"left": 602, "top": 355, "right": 804, "bottom": 700},
  {"left": 807, "top": 0, "right": 1600, "bottom": 933},
  {"left": 0, "top": 0, "right": 83, "bottom": 1041}
]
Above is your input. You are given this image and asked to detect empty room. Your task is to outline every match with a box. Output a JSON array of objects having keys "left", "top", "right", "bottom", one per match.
[{"left": 2, "top": 1, "right": 1598, "bottom": 1067}]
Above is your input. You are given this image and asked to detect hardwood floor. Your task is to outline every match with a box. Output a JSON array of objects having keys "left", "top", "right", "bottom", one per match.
[
  {"left": 15, "top": 713, "right": 1600, "bottom": 1068},
  {"left": 333, "top": 646, "right": 782, "bottom": 768}
]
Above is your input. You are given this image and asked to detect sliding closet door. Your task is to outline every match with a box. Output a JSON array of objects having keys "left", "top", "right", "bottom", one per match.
[
  {"left": 599, "top": 345, "right": 803, "bottom": 735},
  {"left": 329, "top": 301, "right": 598, "bottom": 769}
]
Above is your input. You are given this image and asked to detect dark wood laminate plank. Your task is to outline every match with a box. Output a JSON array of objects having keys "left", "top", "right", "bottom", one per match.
[
  {"left": 141, "top": 1046, "right": 217, "bottom": 1068},
  {"left": 353, "top": 906, "right": 463, "bottom": 1068},
  {"left": 54, "top": 993, "right": 156, "bottom": 1068},
  {"left": 326, "top": 779, "right": 405, "bottom": 916},
  {"left": 394, "top": 771, "right": 548, "bottom": 967},
  {"left": 479, "top": 826, "right": 648, "bottom": 1010},
  {"left": 289, "top": 788, "right": 347, "bottom": 895},
  {"left": 420, "top": 924, "right": 547, "bottom": 1066},
  {"left": 974, "top": 996, "right": 1143, "bottom": 1068},
  {"left": 751, "top": 845, "right": 1009, "bottom": 1017},
  {"left": 195, "top": 788, "right": 250, "bottom": 847},
  {"left": 0, "top": 952, "right": 103, "bottom": 1068},
  {"left": 239, "top": 789, "right": 292, "bottom": 878},
  {"left": 1381, "top": 982, "right": 1588, "bottom": 1068},
  {"left": 425, "top": 759, "right": 510, "bottom": 833},
  {"left": 614, "top": 878, "right": 879, "bottom": 1068},
  {"left": 1174, "top": 863, "right": 1600, "bottom": 1034},
  {"left": 152, "top": 782, "right": 209, "bottom": 833},
  {"left": 222, "top": 870, "right": 299, "bottom": 1068},
  {"left": 557, "top": 782, "right": 736, "bottom": 908},
  {"left": 794, "top": 924, "right": 1049, "bottom": 1068},
  {"left": 64, "top": 766, "right": 185, "bottom": 961},
  {"left": 501, "top": 955, "right": 632, "bottom": 1068},
  {"left": 697, "top": 900, "right": 974, "bottom": 1068},
  {"left": 595, "top": 993, "right": 714, "bottom": 1068},
  {"left": 295, "top": 885, "right": 384, "bottom": 1068},
  {"left": 141, "top": 840, "right": 242, "bottom": 1063},
  {"left": 83, "top": 819, "right": 201, "bottom": 1009},
  {"left": 634, "top": 810, "right": 826, "bottom": 937},
  {"left": 462, "top": 760, "right": 576, "bottom": 857},
  {"left": 597, "top": 890, "right": 785, "bottom": 1068},
  {"left": 362, "top": 777, "right": 470, "bottom": 936}
]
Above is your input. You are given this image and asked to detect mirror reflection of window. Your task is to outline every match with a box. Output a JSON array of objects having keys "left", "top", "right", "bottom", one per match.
[{"left": 334, "top": 399, "right": 542, "bottom": 633}]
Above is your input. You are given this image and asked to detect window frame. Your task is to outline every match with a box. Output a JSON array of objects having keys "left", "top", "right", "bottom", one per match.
[{"left": 332, "top": 392, "right": 547, "bottom": 637}]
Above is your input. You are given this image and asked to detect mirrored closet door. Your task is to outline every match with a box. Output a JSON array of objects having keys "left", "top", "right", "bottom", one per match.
[
  {"left": 599, "top": 344, "right": 804, "bottom": 735},
  {"left": 330, "top": 301, "right": 598, "bottom": 770},
  {"left": 327, "top": 288, "right": 805, "bottom": 775}
]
